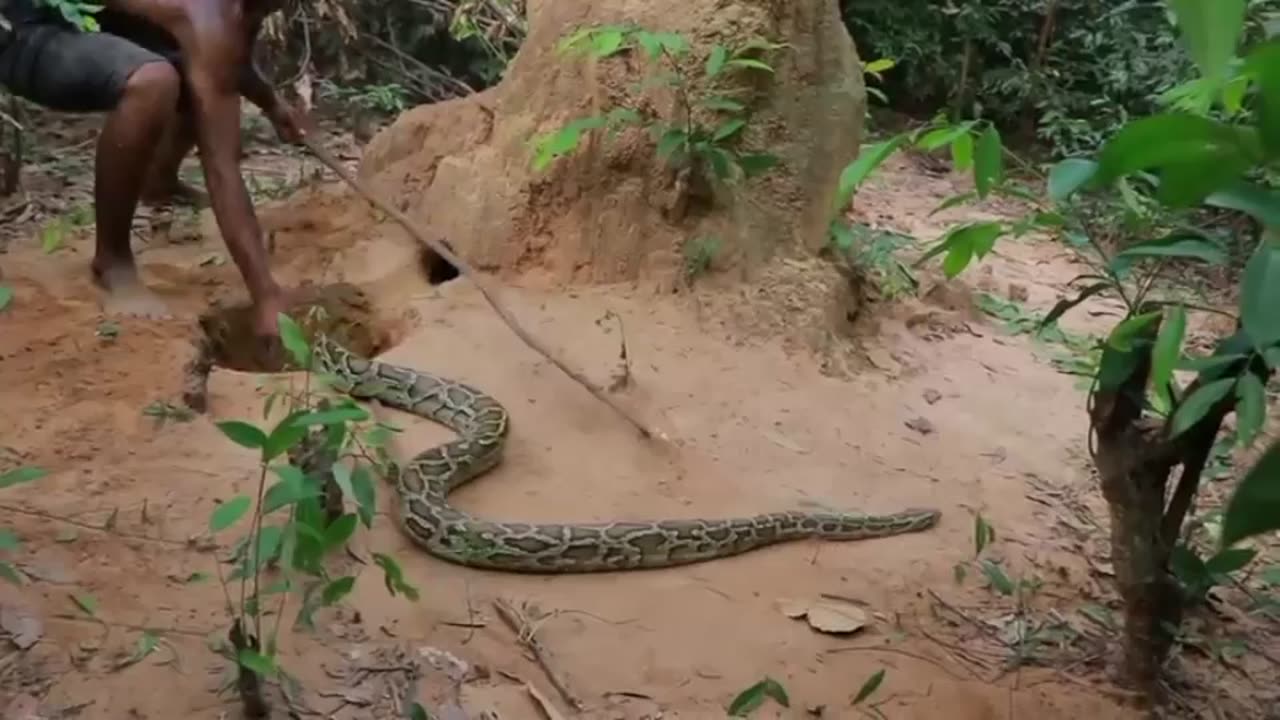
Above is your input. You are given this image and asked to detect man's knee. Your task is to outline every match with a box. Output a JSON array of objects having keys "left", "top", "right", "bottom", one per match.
[{"left": 121, "top": 61, "right": 181, "bottom": 111}]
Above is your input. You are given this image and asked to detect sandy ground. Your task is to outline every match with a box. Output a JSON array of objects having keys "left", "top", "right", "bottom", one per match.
[{"left": 0, "top": 112, "right": 1273, "bottom": 719}]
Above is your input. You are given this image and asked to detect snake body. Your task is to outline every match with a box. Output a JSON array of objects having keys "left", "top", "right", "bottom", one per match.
[{"left": 313, "top": 336, "right": 941, "bottom": 573}]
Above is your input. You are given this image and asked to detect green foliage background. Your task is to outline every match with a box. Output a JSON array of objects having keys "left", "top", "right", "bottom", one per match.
[{"left": 842, "top": 0, "right": 1280, "bottom": 156}]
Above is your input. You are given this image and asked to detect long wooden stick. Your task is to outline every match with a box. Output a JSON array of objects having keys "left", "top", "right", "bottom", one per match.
[{"left": 300, "top": 137, "right": 667, "bottom": 442}]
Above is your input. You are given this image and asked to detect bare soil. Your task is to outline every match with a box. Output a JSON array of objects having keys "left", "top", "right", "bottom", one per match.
[{"left": 2, "top": 107, "right": 1278, "bottom": 720}]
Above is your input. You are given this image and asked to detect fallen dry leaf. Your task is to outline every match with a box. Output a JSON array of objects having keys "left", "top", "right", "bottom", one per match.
[
  {"left": 777, "top": 596, "right": 869, "bottom": 635},
  {"left": 805, "top": 599, "right": 868, "bottom": 634},
  {"left": 776, "top": 598, "right": 810, "bottom": 619},
  {"left": 1, "top": 604, "right": 44, "bottom": 649}
]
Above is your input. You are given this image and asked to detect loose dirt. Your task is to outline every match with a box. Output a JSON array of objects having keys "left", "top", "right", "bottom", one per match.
[{"left": 1, "top": 111, "right": 1271, "bottom": 719}]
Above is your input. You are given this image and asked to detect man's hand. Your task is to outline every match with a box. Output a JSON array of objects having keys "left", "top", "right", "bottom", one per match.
[{"left": 267, "top": 101, "right": 309, "bottom": 146}]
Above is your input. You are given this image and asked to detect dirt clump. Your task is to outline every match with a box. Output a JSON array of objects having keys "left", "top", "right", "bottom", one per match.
[{"left": 351, "top": 0, "right": 865, "bottom": 291}]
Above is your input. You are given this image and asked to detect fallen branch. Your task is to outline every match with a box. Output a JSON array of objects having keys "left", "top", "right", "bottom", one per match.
[
  {"left": 300, "top": 136, "right": 668, "bottom": 445},
  {"left": 492, "top": 598, "right": 584, "bottom": 713}
]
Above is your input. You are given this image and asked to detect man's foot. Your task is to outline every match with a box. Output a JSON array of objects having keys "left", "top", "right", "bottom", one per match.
[
  {"left": 91, "top": 261, "right": 171, "bottom": 319},
  {"left": 140, "top": 178, "right": 209, "bottom": 208}
]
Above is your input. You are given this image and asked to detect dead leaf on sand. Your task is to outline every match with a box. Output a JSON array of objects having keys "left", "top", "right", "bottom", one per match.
[{"left": 776, "top": 596, "right": 868, "bottom": 635}]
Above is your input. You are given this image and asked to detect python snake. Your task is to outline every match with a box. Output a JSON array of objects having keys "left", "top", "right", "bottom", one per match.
[{"left": 312, "top": 335, "right": 942, "bottom": 573}]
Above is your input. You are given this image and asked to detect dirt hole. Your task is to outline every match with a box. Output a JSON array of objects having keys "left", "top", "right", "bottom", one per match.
[
  {"left": 418, "top": 243, "right": 461, "bottom": 285},
  {"left": 199, "top": 282, "right": 396, "bottom": 373}
]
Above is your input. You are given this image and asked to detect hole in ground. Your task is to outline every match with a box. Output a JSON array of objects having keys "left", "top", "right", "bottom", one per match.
[
  {"left": 199, "top": 282, "right": 397, "bottom": 373},
  {"left": 418, "top": 241, "right": 461, "bottom": 285}
]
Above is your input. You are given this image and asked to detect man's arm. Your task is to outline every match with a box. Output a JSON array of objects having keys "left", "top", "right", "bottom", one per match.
[{"left": 108, "top": 0, "right": 285, "bottom": 333}]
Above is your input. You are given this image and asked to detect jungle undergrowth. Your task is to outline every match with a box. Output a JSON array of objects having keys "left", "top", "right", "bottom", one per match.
[
  {"left": 205, "top": 309, "right": 422, "bottom": 717},
  {"left": 529, "top": 25, "right": 785, "bottom": 204}
]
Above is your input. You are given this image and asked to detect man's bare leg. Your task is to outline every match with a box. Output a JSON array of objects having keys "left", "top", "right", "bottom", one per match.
[
  {"left": 90, "top": 61, "right": 182, "bottom": 318},
  {"left": 140, "top": 108, "right": 208, "bottom": 206}
]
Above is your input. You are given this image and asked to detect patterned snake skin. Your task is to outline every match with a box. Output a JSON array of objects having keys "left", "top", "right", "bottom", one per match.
[{"left": 312, "top": 335, "right": 942, "bottom": 573}]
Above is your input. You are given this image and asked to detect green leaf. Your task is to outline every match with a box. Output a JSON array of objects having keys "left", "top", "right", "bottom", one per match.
[
  {"left": 852, "top": 668, "right": 886, "bottom": 705},
  {"left": 655, "top": 128, "right": 689, "bottom": 162},
  {"left": 276, "top": 313, "right": 311, "bottom": 369},
  {"left": 71, "top": 592, "right": 98, "bottom": 617},
  {"left": 942, "top": 242, "right": 973, "bottom": 278},
  {"left": 725, "top": 58, "right": 774, "bottom": 73},
  {"left": 216, "top": 421, "right": 268, "bottom": 451},
  {"left": 322, "top": 576, "right": 356, "bottom": 605},
  {"left": 737, "top": 153, "right": 779, "bottom": 177},
  {"left": 973, "top": 126, "right": 1004, "bottom": 198},
  {"left": 1106, "top": 311, "right": 1161, "bottom": 352},
  {"left": 863, "top": 58, "right": 895, "bottom": 74},
  {"left": 323, "top": 514, "right": 359, "bottom": 550},
  {"left": 705, "top": 45, "right": 729, "bottom": 78},
  {"left": 0, "top": 562, "right": 21, "bottom": 585},
  {"left": 290, "top": 406, "right": 370, "bottom": 427},
  {"left": 712, "top": 118, "right": 747, "bottom": 142},
  {"left": 244, "top": 525, "right": 285, "bottom": 574},
  {"left": 1205, "top": 547, "right": 1257, "bottom": 576},
  {"left": 1096, "top": 113, "right": 1256, "bottom": 207},
  {"left": 980, "top": 560, "right": 1015, "bottom": 595},
  {"left": 915, "top": 123, "right": 973, "bottom": 151},
  {"left": 918, "top": 222, "right": 1004, "bottom": 278},
  {"left": 704, "top": 146, "right": 734, "bottom": 180},
  {"left": 0, "top": 284, "right": 12, "bottom": 312},
  {"left": 591, "top": 29, "right": 626, "bottom": 57},
  {"left": 727, "top": 677, "right": 790, "bottom": 716},
  {"left": 1170, "top": 377, "right": 1235, "bottom": 438},
  {"left": 951, "top": 131, "right": 974, "bottom": 171},
  {"left": 1222, "top": 440, "right": 1280, "bottom": 547},
  {"left": 1114, "top": 234, "right": 1228, "bottom": 265},
  {"left": 373, "top": 552, "right": 420, "bottom": 601},
  {"left": 834, "top": 135, "right": 907, "bottom": 211},
  {"left": 1235, "top": 373, "right": 1266, "bottom": 447},
  {"left": 0, "top": 529, "right": 19, "bottom": 551},
  {"left": 1204, "top": 181, "right": 1280, "bottom": 228},
  {"left": 409, "top": 704, "right": 431, "bottom": 720},
  {"left": 1246, "top": 41, "right": 1280, "bottom": 156},
  {"left": 263, "top": 414, "right": 308, "bottom": 462},
  {"left": 1168, "top": 0, "right": 1247, "bottom": 83},
  {"left": 132, "top": 631, "right": 160, "bottom": 662},
  {"left": 237, "top": 649, "right": 276, "bottom": 677},
  {"left": 700, "top": 96, "right": 746, "bottom": 113},
  {"left": 0, "top": 466, "right": 47, "bottom": 489},
  {"left": 262, "top": 465, "right": 317, "bottom": 514},
  {"left": 973, "top": 513, "right": 995, "bottom": 557},
  {"left": 930, "top": 191, "right": 978, "bottom": 215},
  {"left": 331, "top": 462, "right": 356, "bottom": 503},
  {"left": 1241, "top": 245, "right": 1280, "bottom": 347},
  {"left": 1047, "top": 159, "right": 1098, "bottom": 201},
  {"left": 1150, "top": 305, "right": 1187, "bottom": 407},
  {"left": 210, "top": 495, "right": 252, "bottom": 533}
]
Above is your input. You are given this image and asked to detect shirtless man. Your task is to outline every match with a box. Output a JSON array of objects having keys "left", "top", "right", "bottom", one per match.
[{"left": 0, "top": 0, "right": 303, "bottom": 344}]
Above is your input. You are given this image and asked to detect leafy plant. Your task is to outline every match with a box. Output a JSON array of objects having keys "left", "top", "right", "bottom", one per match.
[
  {"left": 0, "top": 466, "right": 46, "bottom": 584},
  {"left": 840, "top": 0, "right": 1280, "bottom": 699},
  {"left": 317, "top": 80, "right": 410, "bottom": 115},
  {"left": 35, "top": 0, "right": 103, "bottom": 32},
  {"left": 530, "top": 26, "right": 784, "bottom": 194},
  {"left": 682, "top": 235, "right": 720, "bottom": 281},
  {"left": 206, "top": 311, "right": 418, "bottom": 716},
  {"left": 727, "top": 676, "right": 789, "bottom": 717}
]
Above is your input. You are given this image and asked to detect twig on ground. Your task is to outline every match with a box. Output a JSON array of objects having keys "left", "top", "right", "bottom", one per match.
[
  {"left": 824, "top": 643, "right": 976, "bottom": 682},
  {"left": 300, "top": 137, "right": 669, "bottom": 445},
  {"left": 492, "top": 598, "right": 584, "bottom": 713},
  {"left": 0, "top": 503, "right": 195, "bottom": 548}
]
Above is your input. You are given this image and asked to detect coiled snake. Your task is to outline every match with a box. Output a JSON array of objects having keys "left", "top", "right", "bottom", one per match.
[{"left": 312, "top": 335, "right": 942, "bottom": 573}]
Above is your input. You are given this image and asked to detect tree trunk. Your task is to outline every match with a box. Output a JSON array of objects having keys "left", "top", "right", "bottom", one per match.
[{"left": 356, "top": 0, "right": 866, "bottom": 291}]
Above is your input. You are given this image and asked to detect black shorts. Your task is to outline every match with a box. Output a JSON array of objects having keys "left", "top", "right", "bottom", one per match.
[{"left": 0, "top": 22, "right": 183, "bottom": 113}]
